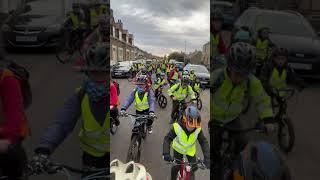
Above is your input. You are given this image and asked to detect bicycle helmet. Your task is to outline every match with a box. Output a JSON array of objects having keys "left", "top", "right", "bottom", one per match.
[
  {"left": 233, "top": 29, "right": 251, "bottom": 43},
  {"left": 190, "top": 70, "right": 195, "bottom": 74},
  {"left": 182, "top": 70, "right": 189, "bottom": 76},
  {"left": 135, "top": 74, "right": 148, "bottom": 85},
  {"left": 110, "top": 159, "right": 152, "bottom": 180},
  {"left": 211, "top": 8, "right": 224, "bottom": 21},
  {"left": 238, "top": 141, "right": 291, "bottom": 180},
  {"left": 272, "top": 47, "right": 288, "bottom": 58},
  {"left": 183, "top": 105, "right": 201, "bottom": 128},
  {"left": 181, "top": 75, "right": 190, "bottom": 85},
  {"left": 228, "top": 42, "right": 255, "bottom": 76},
  {"left": 83, "top": 43, "right": 109, "bottom": 72}
]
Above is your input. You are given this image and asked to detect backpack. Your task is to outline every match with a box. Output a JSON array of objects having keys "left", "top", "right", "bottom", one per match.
[
  {"left": 213, "top": 70, "right": 251, "bottom": 114},
  {"left": 0, "top": 60, "right": 32, "bottom": 109}
]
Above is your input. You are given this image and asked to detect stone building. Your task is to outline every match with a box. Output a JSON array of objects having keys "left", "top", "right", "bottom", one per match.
[
  {"left": 202, "top": 41, "right": 210, "bottom": 66},
  {"left": 110, "top": 9, "right": 135, "bottom": 63}
]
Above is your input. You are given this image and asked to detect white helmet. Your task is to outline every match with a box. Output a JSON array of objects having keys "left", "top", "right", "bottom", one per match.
[{"left": 110, "top": 159, "right": 152, "bottom": 180}]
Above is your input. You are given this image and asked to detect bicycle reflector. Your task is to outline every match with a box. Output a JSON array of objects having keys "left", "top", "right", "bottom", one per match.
[{"left": 183, "top": 115, "right": 201, "bottom": 128}]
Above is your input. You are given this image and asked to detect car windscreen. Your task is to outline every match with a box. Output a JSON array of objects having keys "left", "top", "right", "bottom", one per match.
[
  {"left": 190, "top": 65, "right": 209, "bottom": 73},
  {"left": 255, "top": 13, "right": 316, "bottom": 37}
]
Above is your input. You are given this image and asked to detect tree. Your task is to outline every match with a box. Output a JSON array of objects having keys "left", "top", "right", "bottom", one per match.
[{"left": 167, "top": 52, "right": 186, "bottom": 62}]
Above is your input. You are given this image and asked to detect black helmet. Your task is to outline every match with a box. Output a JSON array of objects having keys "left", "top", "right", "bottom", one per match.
[
  {"left": 272, "top": 47, "right": 288, "bottom": 58},
  {"left": 239, "top": 141, "right": 291, "bottom": 180},
  {"left": 181, "top": 75, "right": 190, "bottom": 85},
  {"left": 211, "top": 8, "right": 223, "bottom": 21},
  {"left": 184, "top": 105, "right": 201, "bottom": 128},
  {"left": 228, "top": 42, "right": 255, "bottom": 76},
  {"left": 83, "top": 43, "right": 109, "bottom": 72}
]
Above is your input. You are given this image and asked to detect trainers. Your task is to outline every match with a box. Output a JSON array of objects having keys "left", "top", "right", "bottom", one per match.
[{"left": 147, "top": 126, "right": 153, "bottom": 134}]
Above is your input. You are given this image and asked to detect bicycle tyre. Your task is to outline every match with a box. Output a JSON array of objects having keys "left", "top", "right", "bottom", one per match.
[
  {"left": 158, "top": 94, "right": 167, "bottom": 109},
  {"left": 110, "top": 117, "right": 118, "bottom": 135},
  {"left": 197, "top": 98, "right": 202, "bottom": 110},
  {"left": 141, "top": 123, "right": 147, "bottom": 139},
  {"left": 278, "top": 117, "right": 295, "bottom": 153},
  {"left": 126, "top": 135, "right": 141, "bottom": 163}
]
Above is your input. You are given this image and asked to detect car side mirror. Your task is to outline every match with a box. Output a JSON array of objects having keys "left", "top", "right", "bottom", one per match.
[{"left": 24, "top": 5, "right": 32, "bottom": 13}]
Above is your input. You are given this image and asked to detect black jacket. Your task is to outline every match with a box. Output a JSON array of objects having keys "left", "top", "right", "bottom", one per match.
[{"left": 163, "top": 120, "right": 210, "bottom": 159}]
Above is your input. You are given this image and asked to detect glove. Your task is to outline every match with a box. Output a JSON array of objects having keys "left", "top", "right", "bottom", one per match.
[
  {"left": 163, "top": 154, "right": 173, "bottom": 162},
  {"left": 120, "top": 109, "right": 126, "bottom": 116},
  {"left": 30, "top": 151, "right": 50, "bottom": 175},
  {"left": 149, "top": 112, "right": 156, "bottom": 118}
]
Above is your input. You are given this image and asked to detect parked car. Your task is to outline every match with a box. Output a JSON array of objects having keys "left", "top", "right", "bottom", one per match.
[
  {"left": 211, "top": 1, "right": 236, "bottom": 29},
  {"left": 1, "top": 0, "right": 65, "bottom": 49},
  {"left": 174, "top": 61, "right": 185, "bottom": 71},
  {"left": 112, "top": 61, "right": 131, "bottom": 78},
  {"left": 234, "top": 8, "right": 320, "bottom": 78},
  {"left": 184, "top": 64, "right": 210, "bottom": 87}
]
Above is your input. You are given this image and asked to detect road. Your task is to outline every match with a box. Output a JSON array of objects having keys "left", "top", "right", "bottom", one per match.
[{"left": 110, "top": 78, "right": 211, "bottom": 179}]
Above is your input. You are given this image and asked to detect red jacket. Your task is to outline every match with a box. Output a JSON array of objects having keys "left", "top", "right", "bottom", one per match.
[
  {"left": 169, "top": 70, "right": 181, "bottom": 80},
  {"left": 0, "top": 69, "right": 28, "bottom": 144},
  {"left": 110, "top": 81, "right": 119, "bottom": 107}
]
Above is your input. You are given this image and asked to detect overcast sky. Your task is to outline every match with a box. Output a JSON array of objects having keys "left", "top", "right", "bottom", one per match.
[{"left": 111, "top": 0, "right": 210, "bottom": 57}]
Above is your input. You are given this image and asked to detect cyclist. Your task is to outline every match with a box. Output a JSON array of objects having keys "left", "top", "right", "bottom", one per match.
[
  {"left": 209, "top": 42, "right": 275, "bottom": 179},
  {"left": 169, "top": 65, "right": 181, "bottom": 86},
  {"left": 168, "top": 75, "right": 196, "bottom": 123},
  {"left": 120, "top": 75, "right": 156, "bottom": 134},
  {"left": 193, "top": 77, "right": 202, "bottom": 96},
  {"left": 64, "top": 3, "right": 87, "bottom": 50},
  {"left": 211, "top": 8, "right": 226, "bottom": 60},
  {"left": 163, "top": 106, "right": 210, "bottom": 180},
  {"left": 156, "top": 64, "right": 162, "bottom": 78},
  {"left": 147, "top": 64, "right": 153, "bottom": 76},
  {"left": 111, "top": 159, "right": 152, "bottom": 180},
  {"left": 154, "top": 72, "right": 167, "bottom": 98},
  {"left": 0, "top": 51, "right": 30, "bottom": 180},
  {"left": 30, "top": 44, "right": 109, "bottom": 177},
  {"left": 82, "top": 14, "right": 109, "bottom": 51},
  {"left": 260, "top": 47, "right": 306, "bottom": 105},
  {"left": 189, "top": 70, "right": 196, "bottom": 85},
  {"left": 89, "top": 1, "right": 103, "bottom": 30},
  {"left": 110, "top": 79, "right": 120, "bottom": 127},
  {"left": 253, "top": 27, "right": 275, "bottom": 76}
]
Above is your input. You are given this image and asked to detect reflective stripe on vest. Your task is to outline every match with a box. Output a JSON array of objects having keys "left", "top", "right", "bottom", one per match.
[
  {"left": 70, "top": 13, "right": 79, "bottom": 29},
  {"left": 172, "top": 123, "right": 201, "bottom": 157},
  {"left": 211, "top": 33, "right": 219, "bottom": 57},
  {"left": 269, "top": 68, "right": 287, "bottom": 97},
  {"left": 189, "top": 74, "right": 196, "bottom": 81},
  {"left": 79, "top": 94, "right": 109, "bottom": 157},
  {"left": 194, "top": 83, "right": 201, "bottom": 92},
  {"left": 173, "top": 86, "right": 188, "bottom": 101},
  {"left": 135, "top": 92, "right": 149, "bottom": 111},
  {"left": 255, "top": 39, "right": 268, "bottom": 62},
  {"left": 90, "top": 9, "right": 99, "bottom": 27}
]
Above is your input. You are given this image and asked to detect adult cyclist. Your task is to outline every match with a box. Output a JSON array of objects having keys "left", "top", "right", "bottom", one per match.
[
  {"left": 30, "top": 44, "right": 109, "bottom": 178},
  {"left": 209, "top": 42, "right": 275, "bottom": 179},
  {"left": 163, "top": 106, "right": 210, "bottom": 180}
]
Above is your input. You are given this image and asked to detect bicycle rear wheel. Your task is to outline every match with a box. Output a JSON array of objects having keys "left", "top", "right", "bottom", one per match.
[
  {"left": 278, "top": 117, "right": 295, "bottom": 153},
  {"left": 110, "top": 117, "right": 118, "bottom": 135},
  {"left": 126, "top": 135, "right": 141, "bottom": 163},
  {"left": 196, "top": 98, "right": 202, "bottom": 110},
  {"left": 158, "top": 94, "right": 167, "bottom": 109}
]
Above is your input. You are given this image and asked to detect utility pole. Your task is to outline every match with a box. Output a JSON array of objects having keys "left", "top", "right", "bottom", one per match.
[{"left": 184, "top": 40, "right": 186, "bottom": 64}]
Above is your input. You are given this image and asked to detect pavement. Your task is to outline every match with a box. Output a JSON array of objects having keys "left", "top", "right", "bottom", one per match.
[{"left": 111, "top": 78, "right": 211, "bottom": 179}]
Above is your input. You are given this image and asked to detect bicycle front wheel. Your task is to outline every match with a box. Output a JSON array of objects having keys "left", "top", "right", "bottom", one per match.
[
  {"left": 197, "top": 98, "right": 202, "bottom": 110},
  {"left": 278, "top": 117, "right": 295, "bottom": 153},
  {"left": 158, "top": 94, "right": 167, "bottom": 109},
  {"left": 126, "top": 135, "right": 141, "bottom": 163}
]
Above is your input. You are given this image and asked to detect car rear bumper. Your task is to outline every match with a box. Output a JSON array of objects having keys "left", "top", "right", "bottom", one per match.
[
  {"left": 288, "top": 56, "right": 320, "bottom": 78},
  {"left": 3, "top": 31, "right": 62, "bottom": 48}
]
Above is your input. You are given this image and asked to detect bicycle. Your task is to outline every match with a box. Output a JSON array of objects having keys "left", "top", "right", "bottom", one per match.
[
  {"left": 166, "top": 157, "right": 207, "bottom": 180},
  {"left": 155, "top": 85, "right": 168, "bottom": 109},
  {"left": 171, "top": 100, "right": 195, "bottom": 124},
  {"left": 212, "top": 122, "right": 265, "bottom": 180},
  {"left": 56, "top": 26, "right": 88, "bottom": 64},
  {"left": 271, "top": 88, "right": 296, "bottom": 153},
  {"left": 27, "top": 161, "right": 109, "bottom": 180},
  {"left": 110, "top": 105, "right": 119, "bottom": 135},
  {"left": 195, "top": 90, "right": 203, "bottom": 111},
  {"left": 120, "top": 113, "right": 156, "bottom": 163}
]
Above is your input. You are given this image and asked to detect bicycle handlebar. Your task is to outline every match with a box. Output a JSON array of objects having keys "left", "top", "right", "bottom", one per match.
[{"left": 167, "top": 158, "right": 207, "bottom": 170}]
